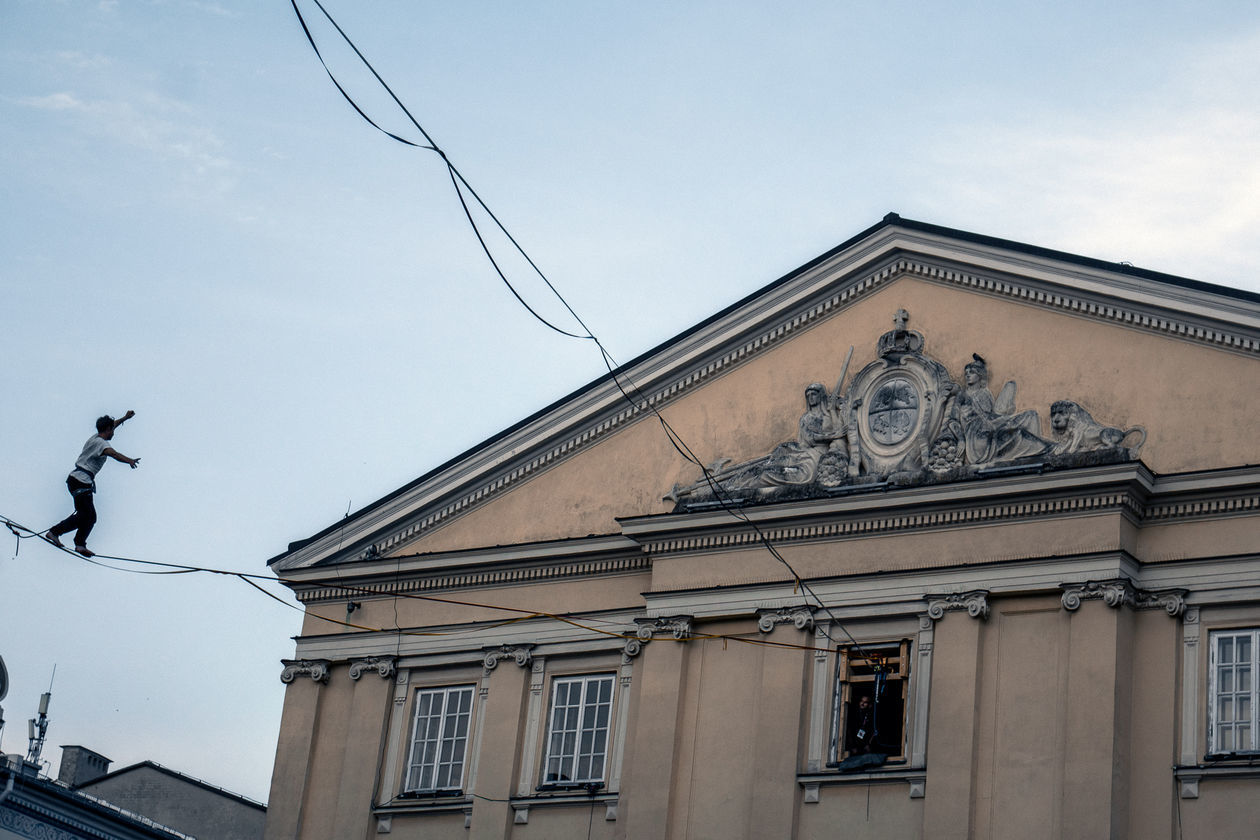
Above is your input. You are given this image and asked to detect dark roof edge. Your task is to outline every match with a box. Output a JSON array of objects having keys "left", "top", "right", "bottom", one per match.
[
  {"left": 265, "top": 217, "right": 887, "bottom": 565},
  {"left": 76, "top": 760, "right": 267, "bottom": 812},
  {"left": 268, "top": 213, "right": 1260, "bottom": 566},
  {"left": 888, "top": 214, "right": 1260, "bottom": 305}
]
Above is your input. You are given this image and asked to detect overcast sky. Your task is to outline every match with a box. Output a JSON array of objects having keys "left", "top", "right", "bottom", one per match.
[{"left": 2, "top": 0, "right": 1258, "bottom": 804}]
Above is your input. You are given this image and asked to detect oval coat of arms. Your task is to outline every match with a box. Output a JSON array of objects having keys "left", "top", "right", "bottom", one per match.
[{"left": 867, "top": 377, "right": 919, "bottom": 446}]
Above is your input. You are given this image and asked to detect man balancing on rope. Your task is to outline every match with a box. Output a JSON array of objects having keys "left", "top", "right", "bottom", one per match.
[{"left": 44, "top": 411, "right": 141, "bottom": 557}]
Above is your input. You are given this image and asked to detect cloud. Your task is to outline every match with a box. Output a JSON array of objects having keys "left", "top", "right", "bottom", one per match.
[
  {"left": 181, "top": 0, "right": 238, "bottom": 17},
  {"left": 54, "top": 51, "right": 112, "bottom": 71},
  {"left": 914, "top": 29, "right": 1260, "bottom": 290},
  {"left": 16, "top": 89, "right": 236, "bottom": 189},
  {"left": 21, "top": 92, "right": 85, "bottom": 111}
]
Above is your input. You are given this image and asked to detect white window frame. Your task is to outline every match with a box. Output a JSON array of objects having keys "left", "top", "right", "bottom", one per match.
[
  {"left": 404, "top": 684, "right": 476, "bottom": 794},
  {"left": 1208, "top": 628, "right": 1260, "bottom": 756},
  {"left": 540, "top": 673, "right": 615, "bottom": 787}
]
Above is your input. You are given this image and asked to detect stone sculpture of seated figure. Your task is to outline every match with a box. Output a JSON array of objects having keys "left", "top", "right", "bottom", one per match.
[
  {"left": 761, "top": 382, "right": 848, "bottom": 487},
  {"left": 948, "top": 354, "right": 1048, "bottom": 466},
  {"left": 666, "top": 382, "right": 849, "bottom": 503}
]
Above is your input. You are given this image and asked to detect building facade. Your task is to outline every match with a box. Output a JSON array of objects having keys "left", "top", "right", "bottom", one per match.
[
  {"left": 264, "top": 216, "right": 1260, "bottom": 840},
  {"left": 1, "top": 753, "right": 190, "bottom": 840}
]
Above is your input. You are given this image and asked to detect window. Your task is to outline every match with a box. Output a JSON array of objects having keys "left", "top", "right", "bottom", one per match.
[
  {"left": 829, "top": 641, "right": 909, "bottom": 764},
  {"left": 404, "top": 685, "right": 475, "bottom": 793},
  {"left": 541, "top": 674, "right": 615, "bottom": 786},
  {"left": 1209, "top": 629, "right": 1259, "bottom": 755}
]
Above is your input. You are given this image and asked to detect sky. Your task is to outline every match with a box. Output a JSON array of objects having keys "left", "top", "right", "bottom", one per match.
[{"left": 2, "top": 0, "right": 1259, "bottom": 806}]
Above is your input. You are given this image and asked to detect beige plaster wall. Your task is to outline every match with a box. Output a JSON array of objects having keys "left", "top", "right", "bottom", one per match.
[
  {"left": 647, "top": 513, "right": 1129, "bottom": 593},
  {"left": 391, "top": 277, "right": 1260, "bottom": 557},
  {"left": 796, "top": 785, "right": 924, "bottom": 840},
  {"left": 1126, "top": 610, "right": 1177, "bottom": 839},
  {"left": 1177, "top": 781, "right": 1260, "bottom": 837},
  {"left": 382, "top": 811, "right": 468, "bottom": 839},
  {"left": 299, "top": 571, "right": 651, "bottom": 637},
  {"left": 511, "top": 806, "right": 616, "bottom": 840}
]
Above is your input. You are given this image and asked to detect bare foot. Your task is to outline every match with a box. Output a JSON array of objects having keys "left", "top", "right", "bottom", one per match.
[
  {"left": 44, "top": 531, "right": 64, "bottom": 548},
  {"left": 74, "top": 545, "right": 94, "bottom": 557}
]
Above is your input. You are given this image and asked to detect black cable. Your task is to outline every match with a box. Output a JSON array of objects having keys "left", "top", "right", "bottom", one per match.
[
  {"left": 290, "top": 0, "right": 591, "bottom": 341},
  {"left": 285, "top": 2, "right": 876, "bottom": 658},
  {"left": 303, "top": 0, "right": 596, "bottom": 342}
]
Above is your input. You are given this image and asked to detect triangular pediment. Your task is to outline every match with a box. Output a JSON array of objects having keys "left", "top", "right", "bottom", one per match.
[{"left": 269, "top": 216, "right": 1260, "bottom": 573}]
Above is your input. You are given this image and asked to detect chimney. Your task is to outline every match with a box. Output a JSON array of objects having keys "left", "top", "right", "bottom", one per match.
[{"left": 57, "top": 745, "right": 111, "bottom": 787}]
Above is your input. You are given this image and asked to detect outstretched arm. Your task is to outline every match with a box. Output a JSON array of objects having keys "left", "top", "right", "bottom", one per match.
[
  {"left": 103, "top": 448, "right": 140, "bottom": 469},
  {"left": 113, "top": 410, "right": 136, "bottom": 428}
]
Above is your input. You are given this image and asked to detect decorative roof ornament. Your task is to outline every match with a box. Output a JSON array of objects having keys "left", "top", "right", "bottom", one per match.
[{"left": 668, "top": 310, "right": 1146, "bottom": 511}]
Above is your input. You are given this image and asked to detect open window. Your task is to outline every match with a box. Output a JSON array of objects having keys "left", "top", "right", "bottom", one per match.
[{"left": 829, "top": 641, "right": 910, "bottom": 765}]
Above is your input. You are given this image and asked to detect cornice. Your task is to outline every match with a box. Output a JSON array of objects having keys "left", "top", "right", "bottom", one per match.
[
  {"left": 271, "top": 225, "right": 1260, "bottom": 573},
  {"left": 620, "top": 464, "right": 1260, "bottom": 557},
  {"left": 290, "top": 550, "right": 649, "bottom": 604},
  {"left": 620, "top": 462, "right": 1153, "bottom": 552}
]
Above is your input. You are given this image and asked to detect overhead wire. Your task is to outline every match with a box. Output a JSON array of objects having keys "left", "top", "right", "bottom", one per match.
[
  {"left": 284, "top": 0, "right": 877, "bottom": 658},
  {"left": 9, "top": 4, "right": 877, "bottom": 670},
  {"left": 2, "top": 512, "right": 831, "bottom": 656},
  {"left": 289, "top": 0, "right": 593, "bottom": 342}
]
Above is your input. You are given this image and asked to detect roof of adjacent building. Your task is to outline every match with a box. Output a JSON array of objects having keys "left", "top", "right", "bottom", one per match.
[{"left": 76, "top": 760, "right": 267, "bottom": 812}]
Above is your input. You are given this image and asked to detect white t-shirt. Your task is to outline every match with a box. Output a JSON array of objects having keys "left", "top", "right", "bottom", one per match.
[{"left": 71, "top": 435, "right": 111, "bottom": 483}]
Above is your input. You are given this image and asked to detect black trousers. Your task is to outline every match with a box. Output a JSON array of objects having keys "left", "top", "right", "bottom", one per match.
[{"left": 50, "top": 476, "right": 96, "bottom": 546}]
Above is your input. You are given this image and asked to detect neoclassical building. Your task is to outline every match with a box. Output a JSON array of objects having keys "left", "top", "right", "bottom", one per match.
[{"left": 263, "top": 215, "right": 1260, "bottom": 840}]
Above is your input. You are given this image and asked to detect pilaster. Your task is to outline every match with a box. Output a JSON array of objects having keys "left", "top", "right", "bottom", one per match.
[
  {"left": 748, "top": 621, "right": 808, "bottom": 839},
  {"left": 618, "top": 629, "right": 690, "bottom": 840},
  {"left": 263, "top": 674, "right": 325, "bottom": 840},
  {"left": 921, "top": 599, "right": 986, "bottom": 839},
  {"left": 468, "top": 652, "right": 530, "bottom": 840},
  {"left": 332, "top": 659, "right": 395, "bottom": 840}
]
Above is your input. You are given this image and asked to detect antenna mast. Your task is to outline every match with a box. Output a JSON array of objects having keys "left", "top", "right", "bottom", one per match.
[{"left": 25, "top": 667, "right": 55, "bottom": 767}]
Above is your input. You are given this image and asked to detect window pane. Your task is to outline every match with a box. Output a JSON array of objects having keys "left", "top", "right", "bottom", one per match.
[
  {"left": 544, "top": 676, "right": 614, "bottom": 785},
  {"left": 407, "top": 687, "right": 474, "bottom": 792},
  {"left": 1220, "top": 696, "right": 1235, "bottom": 722}
]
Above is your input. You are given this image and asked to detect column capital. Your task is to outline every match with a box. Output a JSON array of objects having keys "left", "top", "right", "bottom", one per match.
[
  {"left": 280, "top": 659, "right": 331, "bottom": 684},
  {"left": 623, "top": 616, "right": 693, "bottom": 663},
  {"left": 1060, "top": 579, "right": 1187, "bottom": 616},
  {"left": 482, "top": 644, "right": 534, "bottom": 675},
  {"left": 757, "top": 606, "right": 815, "bottom": 634},
  {"left": 925, "top": 590, "right": 990, "bottom": 621},
  {"left": 348, "top": 655, "right": 397, "bottom": 681}
]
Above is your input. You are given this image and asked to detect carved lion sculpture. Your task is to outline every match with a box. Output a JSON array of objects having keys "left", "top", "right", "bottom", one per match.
[{"left": 1049, "top": 400, "right": 1146, "bottom": 456}]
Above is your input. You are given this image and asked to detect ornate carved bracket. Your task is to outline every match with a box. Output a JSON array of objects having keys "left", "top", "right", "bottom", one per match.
[
  {"left": 925, "top": 591, "right": 990, "bottom": 621},
  {"left": 483, "top": 644, "right": 534, "bottom": 675},
  {"left": 757, "top": 606, "right": 815, "bottom": 634},
  {"left": 1133, "top": 588, "right": 1189, "bottom": 616},
  {"left": 349, "top": 655, "right": 397, "bottom": 680},
  {"left": 623, "top": 616, "right": 693, "bottom": 663},
  {"left": 1061, "top": 580, "right": 1187, "bottom": 616},
  {"left": 280, "top": 659, "right": 331, "bottom": 684}
]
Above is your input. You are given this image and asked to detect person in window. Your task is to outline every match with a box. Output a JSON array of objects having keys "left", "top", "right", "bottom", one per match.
[
  {"left": 45, "top": 411, "right": 140, "bottom": 557},
  {"left": 845, "top": 694, "right": 876, "bottom": 755}
]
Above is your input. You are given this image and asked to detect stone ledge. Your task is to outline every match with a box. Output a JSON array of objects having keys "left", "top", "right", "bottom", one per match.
[{"left": 798, "top": 767, "right": 927, "bottom": 801}]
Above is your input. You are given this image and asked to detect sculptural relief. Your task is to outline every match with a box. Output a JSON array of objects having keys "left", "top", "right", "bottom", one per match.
[
  {"left": 941, "top": 354, "right": 1049, "bottom": 468},
  {"left": 667, "top": 311, "right": 1147, "bottom": 511},
  {"left": 1049, "top": 400, "right": 1145, "bottom": 456}
]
